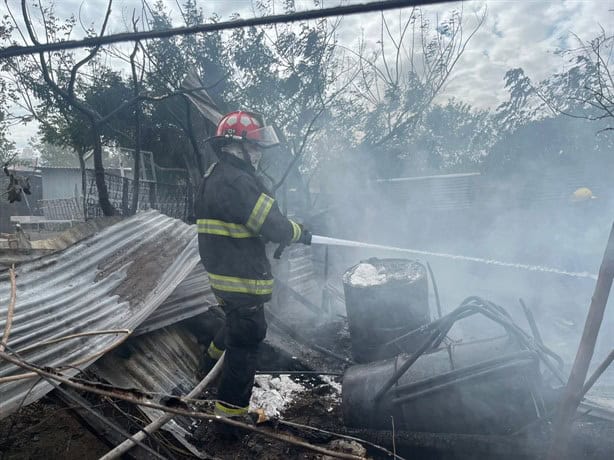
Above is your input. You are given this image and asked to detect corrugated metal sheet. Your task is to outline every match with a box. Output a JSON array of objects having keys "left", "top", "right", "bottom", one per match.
[
  {"left": 377, "top": 173, "right": 479, "bottom": 211},
  {"left": 0, "top": 210, "right": 200, "bottom": 419},
  {"left": 92, "top": 242, "right": 338, "bottom": 457},
  {"left": 285, "top": 245, "right": 318, "bottom": 298},
  {"left": 93, "top": 318, "right": 342, "bottom": 458},
  {"left": 92, "top": 325, "right": 206, "bottom": 458},
  {"left": 136, "top": 263, "right": 216, "bottom": 335}
]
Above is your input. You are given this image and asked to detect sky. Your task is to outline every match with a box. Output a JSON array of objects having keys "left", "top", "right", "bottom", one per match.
[{"left": 3, "top": 0, "right": 612, "bottom": 147}]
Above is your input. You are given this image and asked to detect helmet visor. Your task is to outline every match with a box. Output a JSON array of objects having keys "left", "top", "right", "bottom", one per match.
[{"left": 244, "top": 125, "right": 280, "bottom": 148}]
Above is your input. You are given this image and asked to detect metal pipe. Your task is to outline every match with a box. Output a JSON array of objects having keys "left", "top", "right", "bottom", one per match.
[
  {"left": 374, "top": 327, "right": 443, "bottom": 402},
  {"left": 256, "top": 370, "right": 343, "bottom": 376},
  {"left": 426, "top": 262, "right": 442, "bottom": 319},
  {"left": 99, "top": 354, "right": 225, "bottom": 460},
  {"left": 392, "top": 353, "right": 536, "bottom": 405},
  {"left": 519, "top": 298, "right": 543, "bottom": 346}
]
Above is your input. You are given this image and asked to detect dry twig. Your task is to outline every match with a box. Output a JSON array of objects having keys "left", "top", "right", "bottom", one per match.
[
  {"left": 279, "top": 419, "right": 405, "bottom": 460},
  {"left": 0, "top": 265, "right": 17, "bottom": 353}
]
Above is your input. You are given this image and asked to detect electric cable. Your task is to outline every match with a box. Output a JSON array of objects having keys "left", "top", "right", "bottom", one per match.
[{"left": 2, "top": 0, "right": 454, "bottom": 59}]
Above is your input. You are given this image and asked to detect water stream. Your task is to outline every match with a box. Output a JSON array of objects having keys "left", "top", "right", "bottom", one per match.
[{"left": 311, "top": 235, "right": 598, "bottom": 280}]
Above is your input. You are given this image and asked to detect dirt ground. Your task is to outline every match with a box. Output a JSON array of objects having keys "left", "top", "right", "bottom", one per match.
[
  {"left": 0, "top": 380, "right": 364, "bottom": 460},
  {"left": 0, "top": 397, "right": 108, "bottom": 460},
  {"left": 2, "top": 365, "right": 614, "bottom": 460}
]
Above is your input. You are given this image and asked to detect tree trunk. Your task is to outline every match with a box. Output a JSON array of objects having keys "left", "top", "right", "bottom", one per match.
[
  {"left": 130, "top": 102, "right": 142, "bottom": 215},
  {"left": 78, "top": 148, "right": 87, "bottom": 220},
  {"left": 182, "top": 99, "right": 207, "bottom": 221},
  {"left": 91, "top": 123, "right": 115, "bottom": 216},
  {"left": 185, "top": 100, "right": 204, "bottom": 176}
]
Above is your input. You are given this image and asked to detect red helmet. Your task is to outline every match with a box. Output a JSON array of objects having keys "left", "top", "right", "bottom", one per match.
[{"left": 211, "top": 111, "right": 280, "bottom": 148}]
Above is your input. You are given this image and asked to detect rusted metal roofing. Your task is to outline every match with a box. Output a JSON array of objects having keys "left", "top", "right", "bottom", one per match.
[{"left": 0, "top": 210, "right": 200, "bottom": 419}]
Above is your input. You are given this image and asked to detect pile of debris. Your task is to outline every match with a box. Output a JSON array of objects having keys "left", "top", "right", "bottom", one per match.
[{"left": 1, "top": 211, "right": 613, "bottom": 459}]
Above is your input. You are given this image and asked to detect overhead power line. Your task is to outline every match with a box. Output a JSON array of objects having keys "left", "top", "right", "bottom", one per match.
[{"left": 0, "top": 0, "right": 452, "bottom": 59}]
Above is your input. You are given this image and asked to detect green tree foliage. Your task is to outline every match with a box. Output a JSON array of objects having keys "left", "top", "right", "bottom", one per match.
[
  {"left": 0, "top": 14, "right": 16, "bottom": 163},
  {"left": 543, "top": 31, "right": 613, "bottom": 128},
  {"left": 3, "top": 1, "right": 123, "bottom": 214},
  {"left": 6, "top": 0, "right": 610, "bottom": 204},
  {"left": 35, "top": 67, "right": 134, "bottom": 158},
  {"left": 486, "top": 48, "right": 614, "bottom": 176},
  {"left": 410, "top": 100, "right": 494, "bottom": 173},
  {"left": 0, "top": 81, "right": 15, "bottom": 165},
  {"left": 227, "top": 3, "right": 347, "bottom": 188},
  {"left": 228, "top": 2, "right": 340, "bottom": 141},
  {"left": 137, "top": 0, "right": 346, "bottom": 195},
  {"left": 138, "top": 0, "right": 234, "bottom": 183}
]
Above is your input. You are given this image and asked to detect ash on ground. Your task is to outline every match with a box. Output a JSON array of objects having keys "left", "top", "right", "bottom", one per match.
[
  {"left": 250, "top": 374, "right": 308, "bottom": 418},
  {"left": 190, "top": 373, "right": 349, "bottom": 460}
]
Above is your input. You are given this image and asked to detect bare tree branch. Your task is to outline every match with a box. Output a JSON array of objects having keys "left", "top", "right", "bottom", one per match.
[{"left": 69, "top": 0, "right": 113, "bottom": 96}]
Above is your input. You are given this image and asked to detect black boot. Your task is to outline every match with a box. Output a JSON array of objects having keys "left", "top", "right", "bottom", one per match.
[
  {"left": 211, "top": 402, "right": 252, "bottom": 442},
  {"left": 212, "top": 419, "right": 242, "bottom": 442}
]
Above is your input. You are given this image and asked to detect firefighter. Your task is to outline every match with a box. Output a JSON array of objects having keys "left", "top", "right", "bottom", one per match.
[{"left": 194, "top": 110, "right": 311, "bottom": 435}]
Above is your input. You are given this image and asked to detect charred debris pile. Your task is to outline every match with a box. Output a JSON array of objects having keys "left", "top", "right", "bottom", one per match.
[{"left": 1, "top": 213, "right": 613, "bottom": 459}]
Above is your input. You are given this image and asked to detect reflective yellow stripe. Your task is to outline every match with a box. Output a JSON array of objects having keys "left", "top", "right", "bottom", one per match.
[
  {"left": 208, "top": 273, "right": 274, "bottom": 295},
  {"left": 204, "top": 162, "right": 218, "bottom": 179},
  {"left": 197, "top": 219, "right": 255, "bottom": 238},
  {"left": 207, "top": 341, "right": 224, "bottom": 360},
  {"left": 246, "top": 193, "right": 275, "bottom": 233},
  {"left": 290, "top": 220, "right": 302, "bottom": 243},
  {"left": 215, "top": 401, "right": 249, "bottom": 417}
]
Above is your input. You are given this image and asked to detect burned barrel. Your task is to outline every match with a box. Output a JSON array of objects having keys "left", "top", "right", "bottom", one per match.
[
  {"left": 342, "top": 258, "right": 429, "bottom": 363},
  {"left": 342, "top": 336, "right": 543, "bottom": 434}
]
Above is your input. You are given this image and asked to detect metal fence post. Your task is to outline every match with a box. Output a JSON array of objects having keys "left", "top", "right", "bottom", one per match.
[{"left": 121, "top": 177, "right": 130, "bottom": 216}]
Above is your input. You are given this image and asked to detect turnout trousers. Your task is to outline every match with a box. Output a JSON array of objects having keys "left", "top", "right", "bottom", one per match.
[{"left": 209, "top": 303, "right": 267, "bottom": 414}]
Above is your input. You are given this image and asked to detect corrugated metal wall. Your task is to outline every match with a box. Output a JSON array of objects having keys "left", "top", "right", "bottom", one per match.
[{"left": 376, "top": 169, "right": 613, "bottom": 211}]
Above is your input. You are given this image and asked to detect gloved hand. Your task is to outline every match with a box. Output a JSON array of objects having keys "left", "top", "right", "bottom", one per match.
[
  {"left": 274, "top": 241, "right": 289, "bottom": 259},
  {"left": 298, "top": 225, "right": 312, "bottom": 245}
]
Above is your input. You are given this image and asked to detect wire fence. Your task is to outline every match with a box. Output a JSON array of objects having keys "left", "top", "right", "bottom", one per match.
[
  {"left": 85, "top": 170, "right": 192, "bottom": 222},
  {"left": 39, "top": 197, "right": 84, "bottom": 220}
]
